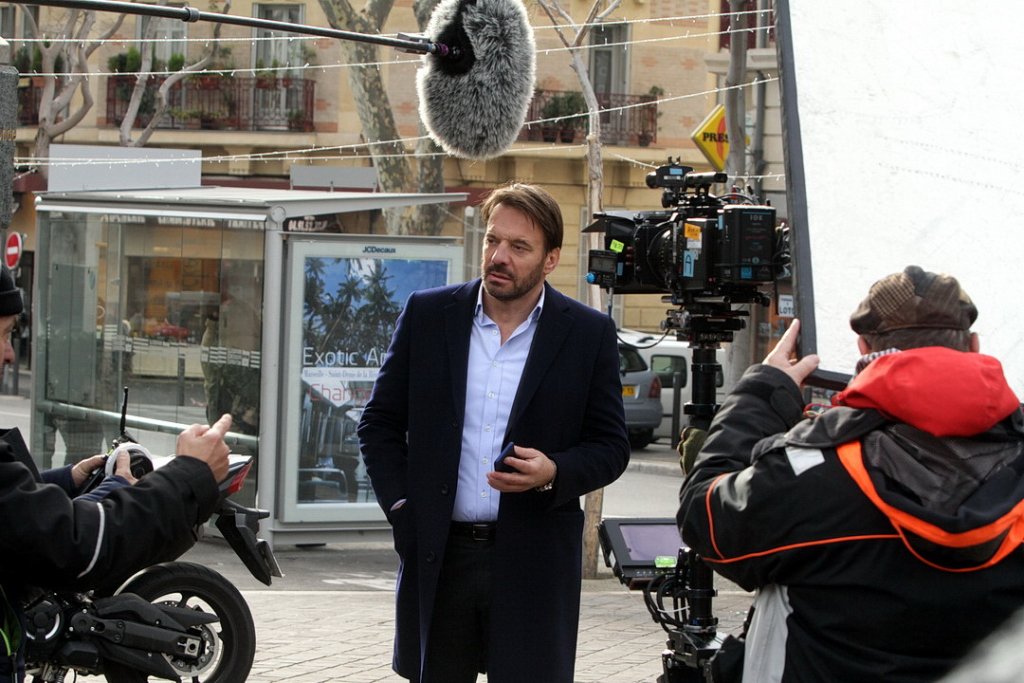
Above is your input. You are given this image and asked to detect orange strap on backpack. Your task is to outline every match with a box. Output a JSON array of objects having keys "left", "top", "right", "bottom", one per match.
[{"left": 836, "top": 440, "right": 1024, "bottom": 572}]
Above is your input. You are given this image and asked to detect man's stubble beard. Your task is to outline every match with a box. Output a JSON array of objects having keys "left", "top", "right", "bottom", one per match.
[{"left": 482, "top": 259, "right": 546, "bottom": 303}]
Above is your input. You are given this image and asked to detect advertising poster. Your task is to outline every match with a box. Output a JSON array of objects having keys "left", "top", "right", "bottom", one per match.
[{"left": 294, "top": 248, "right": 456, "bottom": 509}]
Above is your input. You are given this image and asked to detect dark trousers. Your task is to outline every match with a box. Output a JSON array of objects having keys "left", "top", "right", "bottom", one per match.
[{"left": 418, "top": 531, "right": 494, "bottom": 683}]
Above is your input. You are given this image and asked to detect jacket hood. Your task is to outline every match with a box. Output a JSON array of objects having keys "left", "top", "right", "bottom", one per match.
[
  {"left": 833, "top": 347, "right": 1020, "bottom": 437},
  {"left": 781, "top": 353, "right": 1024, "bottom": 571}
]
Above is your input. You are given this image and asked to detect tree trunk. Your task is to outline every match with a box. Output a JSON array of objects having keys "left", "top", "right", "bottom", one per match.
[
  {"left": 537, "top": 0, "right": 622, "bottom": 580},
  {"left": 321, "top": 0, "right": 447, "bottom": 235},
  {"left": 28, "top": 9, "right": 127, "bottom": 178}
]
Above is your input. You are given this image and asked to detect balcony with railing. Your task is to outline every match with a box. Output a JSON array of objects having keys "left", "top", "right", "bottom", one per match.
[
  {"left": 25, "top": 79, "right": 653, "bottom": 145},
  {"left": 517, "top": 89, "right": 658, "bottom": 147},
  {"left": 105, "top": 74, "right": 315, "bottom": 132}
]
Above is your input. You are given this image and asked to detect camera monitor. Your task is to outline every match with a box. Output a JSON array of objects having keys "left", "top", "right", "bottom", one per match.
[
  {"left": 598, "top": 518, "right": 685, "bottom": 589},
  {"left": 777, "top": 0, "right": 1024, "bottom": 395}
]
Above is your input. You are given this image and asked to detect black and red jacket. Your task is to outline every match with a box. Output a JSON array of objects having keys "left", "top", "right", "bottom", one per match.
[
  {"left": 0, "top": 429, "right": 220, "bottom": 682},
  {"left": 678, "top": 347, "right": 1024, "bottom": 682}
]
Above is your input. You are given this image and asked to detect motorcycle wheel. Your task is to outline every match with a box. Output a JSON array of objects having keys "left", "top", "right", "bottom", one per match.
[{"left": 103, "top": 561, "right": 256, "bottom": 683}]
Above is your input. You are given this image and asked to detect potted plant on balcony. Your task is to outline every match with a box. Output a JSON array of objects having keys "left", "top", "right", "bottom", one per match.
[
  {"left": 254, "top": 59, "right": 281, "bottom": 89},
  {"left": 540, "top": 91, "right": 586, "bottom": 143},
  {"left": 288, "top": 109, "right": 309, "bottom": 131},
  {"left": 190, "top": 46, "right": 235, "bottom": 89},
  {"left": 13, "top": 46, "right": 32, "bottom": 75},
  {"left": 638, "top": 85, "right": 664, "bottom": 147},
  {"left": 199, "top": 111, "right": 222, "bottom": 129},
  {"left": 181, "top": 109, "right": 204, "bottom": 129},
  {"left": 192, "top": 72, "right": 224, "bottom": 90},
  {"left": 539, "top": 93, "right": 563, "bottom": 142},
  {"left": 557, "top": 91, "right": 586, "bottom": 143}
]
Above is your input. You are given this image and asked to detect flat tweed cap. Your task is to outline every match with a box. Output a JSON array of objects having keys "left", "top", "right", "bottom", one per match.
[{"left": 850, "top": 265, "right": 977, "bottom": 335}]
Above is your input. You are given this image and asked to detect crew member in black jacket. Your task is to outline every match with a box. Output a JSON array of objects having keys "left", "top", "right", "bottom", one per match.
[
  {"left": 678, "top": 266, "right": 1024, "bottom": 682},
  {"left": 0, "top": 265, "right": 233, "bottom": 682}
]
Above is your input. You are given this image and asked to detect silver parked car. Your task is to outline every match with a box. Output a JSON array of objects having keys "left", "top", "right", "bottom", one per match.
[
  {"left": 618, "top": 343, "right": 663, "bottom": 450},
  {"left": 616, "top": 328, "right": 729, "bottom": 442}
]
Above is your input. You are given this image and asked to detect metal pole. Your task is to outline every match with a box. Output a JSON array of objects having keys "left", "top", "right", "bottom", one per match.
[
  {"left": 686, "top": 346, "right": 719, "bottom": 433},
  {"left": 671, "top": 370, "right": 683, "bottom": 449},
  {"left": 33, "top": 0, "right": 453, "bottom": 56}
]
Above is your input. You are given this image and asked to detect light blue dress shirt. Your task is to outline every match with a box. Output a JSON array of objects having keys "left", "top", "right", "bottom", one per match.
[{"left": 451, "top": 287, "right": 544, "bottom": 522}]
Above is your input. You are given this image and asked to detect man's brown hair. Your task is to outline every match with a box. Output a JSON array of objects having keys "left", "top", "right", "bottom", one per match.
[{"left": 479, "top": 183, "right": 564, "bottom": 252}]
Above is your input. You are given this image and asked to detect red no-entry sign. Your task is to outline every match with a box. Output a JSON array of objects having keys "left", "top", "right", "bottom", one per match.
[{"left": 4, "top": 232, "right": 23, "bottom": 270}]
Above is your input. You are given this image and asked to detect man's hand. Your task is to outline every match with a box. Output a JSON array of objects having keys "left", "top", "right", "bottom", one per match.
[
  {"left": 176, "top": 413, "right": 233, "bottom": 483},
  {"left": 487, "top": 445, "right": 557, "bottom": 493},
  {"left": 110, "top": 451, "right": 139, "bottom": 485},
  {"left": 764, "top": 319, "right": 820, "bottom": 388},
  {"left": 71, "top": 454, "right": 107, "bottom": 488}
]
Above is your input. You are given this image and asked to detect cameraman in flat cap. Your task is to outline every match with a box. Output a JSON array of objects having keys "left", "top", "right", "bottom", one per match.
[{"left": 678, "top": 266, "right": 1024, "bottom": 682}]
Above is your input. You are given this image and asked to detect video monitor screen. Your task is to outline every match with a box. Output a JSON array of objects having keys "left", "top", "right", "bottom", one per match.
[
  {"left": 599, "top": 518, "right": 685, "bottom": 588},
  {"left": 620, "top": 522, "right": 683, "bottom": 561}
]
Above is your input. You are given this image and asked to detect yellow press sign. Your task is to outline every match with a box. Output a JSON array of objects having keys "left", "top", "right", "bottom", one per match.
[{"left": 691, "top": 104, "right": 745, "bottom": 172}]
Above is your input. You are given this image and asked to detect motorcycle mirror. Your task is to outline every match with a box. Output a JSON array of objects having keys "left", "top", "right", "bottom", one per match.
[
  {"left": 112, "top": 386, "right": 138, "bottom": 447},
  {"left": 220, "top": 457, "right": 253, "bottom": 496}
]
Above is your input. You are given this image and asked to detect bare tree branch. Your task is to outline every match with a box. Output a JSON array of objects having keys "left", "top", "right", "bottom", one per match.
[
  {"left": 121, "top": 0, "right": 233, "bottom": 146},
  {"left": 537, "top": 0, "right": 614, "bottom": 580},
  {"left": 364, "top": 0, "right": 393, "bottom": 33},
  {"left": 29, "top": 7, "right": 128, "bottom": 174},
  {"left": 87, "top": 6, "right": 128, "bottom": 56},
  {"left": 319, "top": 0, "right": 446, "bottom": 235}
]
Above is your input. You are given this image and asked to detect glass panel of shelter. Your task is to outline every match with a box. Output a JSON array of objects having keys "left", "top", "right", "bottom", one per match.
[{"left": 38, "top": 212, "right": 264, "bottom": 506}]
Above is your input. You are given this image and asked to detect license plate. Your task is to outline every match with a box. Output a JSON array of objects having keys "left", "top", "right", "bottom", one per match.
[{"left": 622, "top": 385, "right": 637, "bottom": 398}]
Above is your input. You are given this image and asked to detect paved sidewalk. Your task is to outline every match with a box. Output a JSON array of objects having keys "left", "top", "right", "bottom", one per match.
[
  {"left": 241, "top": 586, "right": 753, "bottom": 683},
  {"left": 1, "top": 382, "right": 753, "bottom": 682},
  {"left": 63, "top": 536, "right": 753, "bottom": 683}
]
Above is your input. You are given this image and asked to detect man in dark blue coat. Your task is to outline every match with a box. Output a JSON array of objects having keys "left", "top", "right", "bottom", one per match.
[{"left": 358, "top": 182, "right": 630, "bottom": 683}]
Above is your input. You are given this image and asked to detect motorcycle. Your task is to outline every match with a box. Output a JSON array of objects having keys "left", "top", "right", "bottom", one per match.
[{"left": 22, "top": 392, "right": 282, "bottom": 682}]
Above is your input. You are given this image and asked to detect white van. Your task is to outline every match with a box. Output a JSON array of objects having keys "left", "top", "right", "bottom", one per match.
[{"left": 616, "top": 328, "right": 730, "bottom": 443}]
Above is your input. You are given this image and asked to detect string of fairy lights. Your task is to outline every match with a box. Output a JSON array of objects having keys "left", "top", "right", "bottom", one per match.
[
  {"left": 10, "top": 9, "right": 770, "bottom": 77},
  {"left": 9, "top": 6, "right": 777, "bottom": 179}
]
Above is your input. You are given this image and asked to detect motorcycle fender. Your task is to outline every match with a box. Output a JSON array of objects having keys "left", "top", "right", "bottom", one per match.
[{"left": 215, "top": 500, "right": 283, "bottom": 586}]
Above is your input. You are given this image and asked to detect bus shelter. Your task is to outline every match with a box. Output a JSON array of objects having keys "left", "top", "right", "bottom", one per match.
[{"left": 32, "top": 186, "right": 465, "bottom": 546}]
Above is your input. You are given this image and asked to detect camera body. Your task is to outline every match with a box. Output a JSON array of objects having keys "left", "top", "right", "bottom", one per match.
[{"left": 585, "top": 161, "right": 783, "bottom": 343}]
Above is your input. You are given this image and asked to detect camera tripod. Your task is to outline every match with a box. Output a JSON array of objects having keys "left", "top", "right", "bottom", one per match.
[{"left": 648, "top": 304, "right": 752, "bottom": 683}]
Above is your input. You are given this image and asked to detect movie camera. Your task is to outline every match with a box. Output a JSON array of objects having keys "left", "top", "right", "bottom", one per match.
[
  {"left": 590, "top": 160, "right": 788, "bottom": 681},
  {"left": 584, "top": 159, "right": 787, "bottom": 346}
]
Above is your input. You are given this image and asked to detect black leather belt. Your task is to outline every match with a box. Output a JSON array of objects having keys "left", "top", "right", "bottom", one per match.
[{"left": 450, "top": 522, "right": 496, "bottom": 542}]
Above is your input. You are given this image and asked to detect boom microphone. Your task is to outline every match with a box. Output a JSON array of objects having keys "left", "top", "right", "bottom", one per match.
[
  {"left": 416, "top": 0, "right": 535, "bottom": 160},
  {"left": 29, "top": 0, "right": 535, "bottom": 160}
]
